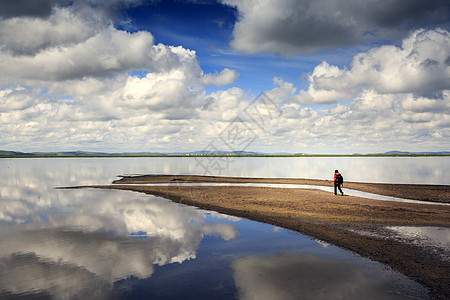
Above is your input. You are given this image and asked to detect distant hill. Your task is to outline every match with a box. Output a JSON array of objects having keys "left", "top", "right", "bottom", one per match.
[
  {"left": 0, "top": 150, "right": 267, "bottom": 157},
  {"left": 0, "top": 150, "right": 112, "bottom": 157},
  {"left": 1, "top": 150, "right": 449, "bottom": 157},
  {"left": 180, "top": 150, "right": 265, "bottom": 156},
  {"left": 0, "top": 150, "right": 29, "bottom": 156},
  {"left": 379, "top": 150, "right": 450, "bottom": 155}
]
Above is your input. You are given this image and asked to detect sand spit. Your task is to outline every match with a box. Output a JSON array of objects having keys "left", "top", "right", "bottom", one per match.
[
  {"left": 68, "top": 175, "right": 450, "bottom": 299},
  {"left": 114, "top": 174, "right": 450, "bottom": 204}
]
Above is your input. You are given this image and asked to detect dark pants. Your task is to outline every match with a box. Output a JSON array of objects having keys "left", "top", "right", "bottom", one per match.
[{"left": 334, "top": 183, "right": 343, "bottom": 195}]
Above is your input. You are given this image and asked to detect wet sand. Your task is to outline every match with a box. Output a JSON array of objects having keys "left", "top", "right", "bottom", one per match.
[{"left": 74, "top": 175, "right": 450, "bottom": 299}]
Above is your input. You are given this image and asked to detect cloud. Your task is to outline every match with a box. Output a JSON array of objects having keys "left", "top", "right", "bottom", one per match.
[
  {"left": 349, "top": 28, "right": 450, "bottom": 95},
  {"left": 401, "top": 94, "right": 450, "bottom": 113},
  {"left": 202, "top": 68, "right": 239, "bottom": 86},
  {"left": 297, "top": 28, "right": 450, "bottom": 104},
  {"left": 0, "top": 0, "right": 66, "bottom": 19},
  {"left": 265, "top": 77, "right": 297, "bottom": 104},
  {"left": 200, "top": 87, "right": 248, "bottom": 121},
  {"left": 0, "top": 87, "right": 39, "bottom": 112},
  {"left": 0, "top": 21, "right": 159, "bottom": 82},
  {"left": 0, "top": 7, "right": 99, "bottom": 56},
  {"left": 221, "top": 0, "right": 449, "bottom": 55},
  {"left": 0, "top": 0, "right": 144, "bottom": 20}
]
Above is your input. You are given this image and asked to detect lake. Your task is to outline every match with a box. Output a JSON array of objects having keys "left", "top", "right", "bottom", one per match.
[{"left": 0, "top": 157, "right": 447, "bottom": 299}]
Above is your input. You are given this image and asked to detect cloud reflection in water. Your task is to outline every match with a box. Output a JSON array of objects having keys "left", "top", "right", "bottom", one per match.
[
  {"left": 0, "top": 189, "right": 239, "bottom": 299},
  {"left": 232, "top": 253, "right": 428, "bottom": 300}
]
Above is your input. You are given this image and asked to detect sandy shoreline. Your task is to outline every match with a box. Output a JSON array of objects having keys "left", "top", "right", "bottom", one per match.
[{"left": 68, "top": 175, "right": 450, "bottom": 299}]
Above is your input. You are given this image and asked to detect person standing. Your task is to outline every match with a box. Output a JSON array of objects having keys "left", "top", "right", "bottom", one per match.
[{"left": 334, "top": 170, "right": 344, "bottom": 196}]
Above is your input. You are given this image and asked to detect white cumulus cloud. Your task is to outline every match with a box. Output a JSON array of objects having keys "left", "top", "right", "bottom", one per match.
[
  {"left": 297, "top": 28, "right": 450, "bottom": 104},
  {"left": 202, "top": 68, "right": 239, "bottom": 86}
]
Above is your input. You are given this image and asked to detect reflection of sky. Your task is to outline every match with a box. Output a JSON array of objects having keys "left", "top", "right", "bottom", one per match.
[
  {"left": 0, "top": 158, "right": 436, "bottom": 298},
  {"left": 386, "top": 226, "right": 450, "bottom": 261},
  {"left": 0, "top": 182, "right": 239, "bottom": 298},
  {"left": 232, "top": 253, "right": 429, "bottom": 300},
  {"left": 223, "top": 156, "right": 450, "bottom": 184}
]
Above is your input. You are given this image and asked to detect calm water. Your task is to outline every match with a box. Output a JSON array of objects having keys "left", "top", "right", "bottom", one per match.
[{"left": 0, "top": 157, "right": 446, "bottom": 299}]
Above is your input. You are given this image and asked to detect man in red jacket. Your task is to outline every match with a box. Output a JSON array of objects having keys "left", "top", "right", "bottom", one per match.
[{"left": 334, "top": 170, "right": 344, "bottom": 196}]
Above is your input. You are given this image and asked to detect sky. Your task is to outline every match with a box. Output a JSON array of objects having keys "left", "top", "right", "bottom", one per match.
[{"left": 0, "top": 0, "right": 449, "bottom": 154}]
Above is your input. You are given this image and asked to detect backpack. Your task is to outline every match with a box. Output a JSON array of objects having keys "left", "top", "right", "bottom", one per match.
[{"left": 336, "top": 173, "right": 343, "bottom": 184}]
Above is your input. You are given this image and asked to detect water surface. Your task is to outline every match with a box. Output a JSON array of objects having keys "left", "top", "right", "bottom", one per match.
[
  {"left": 3, "top": 155, "right": 448, "bottom": 185},
  {"left": 0, "top": 157, "right": 443, "bottom": 299}
]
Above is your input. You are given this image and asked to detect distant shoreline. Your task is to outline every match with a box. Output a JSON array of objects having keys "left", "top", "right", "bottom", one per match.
[{"left": 2, "top": 154, "right": 450, "bottom": 158}]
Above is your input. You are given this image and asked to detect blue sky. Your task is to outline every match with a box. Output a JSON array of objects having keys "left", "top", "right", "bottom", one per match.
[
  {"left": 119, "top": 1, "right": 357, "bottom": 95},
  {"left": 0, "top": 0, "right": 449, "bottom": 153}
]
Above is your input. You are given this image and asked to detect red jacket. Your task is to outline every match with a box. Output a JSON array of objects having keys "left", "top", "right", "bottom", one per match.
[{"left": 334, "top": 173, "right": 341, "bottom": 184}]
